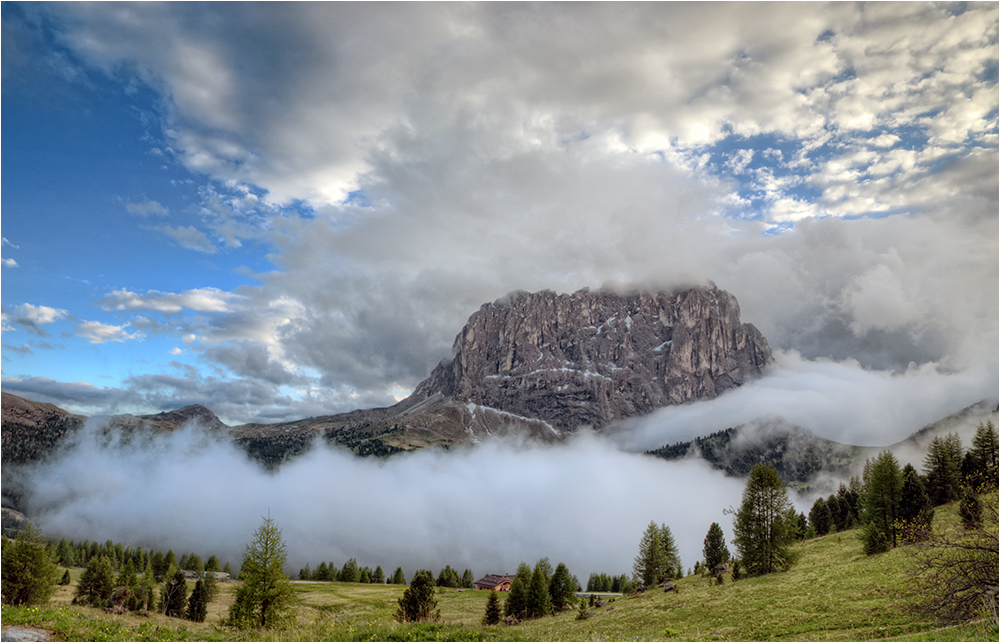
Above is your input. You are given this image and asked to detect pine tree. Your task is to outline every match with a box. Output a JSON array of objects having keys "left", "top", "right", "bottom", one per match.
[
  {"left": 526, "top": 564, "right": 551, "bottom": 618},
  {"left": 186, "top": 579, "right": 208, "bottom": 622},
  {"left": 702, "top": 522, "right": 730, "bottom": 574},
  {"left": 226, "top": 514, "right": 295, "bottom": 629},
  {"left": 504, "top": 576, "right": 528, "bottom": 620},
  {"left": 923, "top": 433, "right": 963, "bottom": 505},
  {"left": 1, "top": 523, "right": 58, "bottom": 605},
  {"left": 56, "top": 537, "right": 75, "bottom": 567},
  {"left": 373, "top": 565, "right": 385, "bottom": 584},
  {"left": 967, "top": 420, "right": 999, "bottom": 486},
  {"left": 150, "top": 550, "right": 167, "bottom": 582},
  {"left": 862, "top": 450, "right": 903, "bottom": 554},
  {"left": 731, "top": 462, "right": 796, "bottom": 576},
  {"left": 74, "top": 555, "right": 116, "bottom": 607},
  {"left": 205, "top": 555, "right": 221, "bottom": 572},
  {"left": 461, "top": 568, "right": 474, "bottom": 589},
  {"left": 660, "top": 525, "right": 681, "bottom": 579},
  {"left": 60, "top": 569, "right": 72, "bottom": 586},
  {"left": 899, "top": 463, "right": 933, "bottom": 535},
  {"left": 548, "top": 562, "right": 576, "bottom": 612},
  {"left": 340, "top": 558, "right": 360, "bottom": 583},
  {"left": 395, "top": 571, "right": 438, "bottom": 622},
  {"left": 633, "top": 521, "right": 665, "bottom": 586},
  {"left": 162, "top": 569, "right": 188, "bottom": 617},
  {"left": 809, "top": 497, "right": 832, "bottom": 535},
  {"left": 391, "top": 567, "right": 406, "bottom": 585},
  {"left": 482, "top": 589, "right": 503, "bottom": 625}
]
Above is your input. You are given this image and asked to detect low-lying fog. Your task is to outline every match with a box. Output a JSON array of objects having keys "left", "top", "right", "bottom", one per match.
[{"left": 20, "top": 345, "right": 997, "bottom": 580}]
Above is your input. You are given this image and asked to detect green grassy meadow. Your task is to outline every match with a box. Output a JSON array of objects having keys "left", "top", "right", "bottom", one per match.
[{"left": 2, "top": 504, "right": 996, "bottom": 641}]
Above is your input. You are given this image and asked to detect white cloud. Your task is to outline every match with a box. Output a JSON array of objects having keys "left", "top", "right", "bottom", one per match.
[
  {"left": 45, "top": 2, "right": 997, "bottom": 222},
  {"left": 123, "top": 198, "right": 169, "bottom": 217},
  {"left": 76, "top": 320, "right": 143, "bottom": 344},
  {"left": 2, "top": 258, "right": 18, "bottom": 268},
  {"left": 155, "top": 225, "right": 217, "bottom": 253},
  {"left": 101, "top": 287, "right": 242, "bottom": 315}
]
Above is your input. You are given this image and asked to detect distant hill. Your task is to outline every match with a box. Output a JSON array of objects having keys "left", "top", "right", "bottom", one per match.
[
  {"left": 645, "top": 421, "right": 863, "bottom": 488},
  {"left": 646, "top": 400, "right": 999, "bottom": 488}
]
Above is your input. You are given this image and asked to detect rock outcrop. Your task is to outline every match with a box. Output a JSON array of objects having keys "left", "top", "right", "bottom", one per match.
[{"left": 408, "top": 285, "right": 772, "bottom": 431}]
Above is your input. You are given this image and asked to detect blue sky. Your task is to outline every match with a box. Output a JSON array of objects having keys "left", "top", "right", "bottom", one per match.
[{"left": 2, "top": 2, "right": 997, "bottom": 435}]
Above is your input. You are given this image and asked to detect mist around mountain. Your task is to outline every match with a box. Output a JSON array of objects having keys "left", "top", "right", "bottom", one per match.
[{"left": 1, "top": 285, "right": 996, "bottom": 577}]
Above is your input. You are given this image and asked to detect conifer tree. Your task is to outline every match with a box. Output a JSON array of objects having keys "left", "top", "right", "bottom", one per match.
[
  {"left": 226, "top": 514, "right": 295, "bottom": 628},
  {"left": 186, "top": 579, "right": 209, "bottom": 622},
  {"left": 162, "top": 568, "right": 188, "bottom": 617},
  {"left": 899, "top": 463, "right": 934, "bottom": 534},
  {"left": 702, "top": 522, "right": 731, "bottom": 574},
  {"left": 731, "top": 462, "right": 796, "bottom": 576},
  {"left": 74, "top": 555, "right": 116, "bottom": 607},
  {"left": 391, "top": 567, "right": 406, "bottom": 585},
  {"left": 809, "top": 497, "right": 832, "bottom": 535},
  {"left": 526, "top": 564, "right": 551, "bottom": 618},
  {"left": 923, "top": 433, "right": 963, "bottom": 505},
  {"left": 56, "top": 537, "right": 75, "bottom": 567},
  {"left": 633, "top": 521, "right": 665, "bottom": 586},
  {"left": 461, "top": 568, "right": 474, "bottom": 589},
  {"left": 482, "top": 589, "right": 503, "bottom": 625},
  {"left": 395, "top": 571, "right": 438, "bottom": 622},
  {"left": 966, "top": 420, "right": 999, "bottom": 486},
  {"left": 504, "top": 576, "right": 528, "bottom": 620},
  {"left": 373, "top": 565, "right": 385, "bottom": 584},
  {"left": 660, "top": 525, "right": 682, "bottom": 578},
  {"left": 548, "top": 562, "right": 575, "bottom": 612},
  {"left": 862, "top": 450, "right": 903, "bottom": 554},
  {"left": 150, "top": 550, "right": 167, "bottom": 582},
  {"left": 1, "top": 523, "right": 58, "bottom": 605},
  {"left": 340, "top": 558, "right": 361, "bottom": 583},
  {"left": 205, "top": 555, "right": 221, "bottom": 572}
]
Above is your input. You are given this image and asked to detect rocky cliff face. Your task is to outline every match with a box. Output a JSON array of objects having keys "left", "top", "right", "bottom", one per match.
[{"left": 409, "top": 285, "right": 772, "bottom": 431}]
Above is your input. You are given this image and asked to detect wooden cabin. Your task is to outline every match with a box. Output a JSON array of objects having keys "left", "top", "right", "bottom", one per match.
[{"left": 473, "top": 573, "right": 515, "bottom": 591}]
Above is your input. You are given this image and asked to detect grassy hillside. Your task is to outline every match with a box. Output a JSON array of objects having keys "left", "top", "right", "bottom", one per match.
[{"left": 2, "top": 504, "right": 995, "bottom": 641}]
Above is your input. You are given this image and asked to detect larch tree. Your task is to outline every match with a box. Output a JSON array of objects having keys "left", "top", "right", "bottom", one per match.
[
  {"left": 731, "top": 462, "right": 796, "bottom": 576},
  {"left": 226, "top": 514, "right": 295, "bottom": 629},
  {"left": 1, "top": 523, "right": 58, "bottom": 606},
  {"left": 633, "top": 521, "right": 665, "bottom": 586}
]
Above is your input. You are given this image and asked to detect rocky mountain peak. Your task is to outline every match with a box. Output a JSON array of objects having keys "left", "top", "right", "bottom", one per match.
[{"left": 409, "top": 284, "right": 772, "bottom": 431}]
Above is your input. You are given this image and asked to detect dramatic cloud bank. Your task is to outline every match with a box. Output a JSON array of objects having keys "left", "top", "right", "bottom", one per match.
[{"left": 2, "top": 3, "right": 996, "bottom": 430}]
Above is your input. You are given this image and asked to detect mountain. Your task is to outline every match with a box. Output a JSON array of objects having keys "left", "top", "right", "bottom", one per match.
[
  {"left": 409, "top": 285, "right": 772, "bottom": 432},
  {"left": 230, "top": 284, "right": 773, "bottom": 463},
  {"left": 3, "top": 284, "right": 770, "bottom": 466},
  {"left": 0, "top": 392, "right": 227, "bottom": 467}
]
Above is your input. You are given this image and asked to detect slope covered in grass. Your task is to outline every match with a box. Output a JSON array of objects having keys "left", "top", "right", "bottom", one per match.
[{"left": 3, "top": 503, "right": 995, "bottom": 641}]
